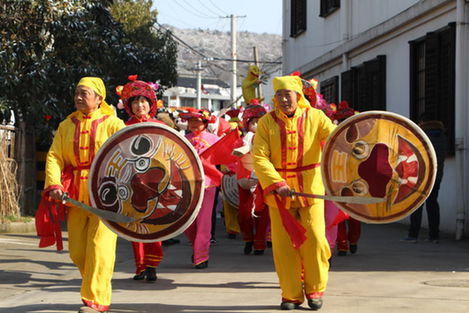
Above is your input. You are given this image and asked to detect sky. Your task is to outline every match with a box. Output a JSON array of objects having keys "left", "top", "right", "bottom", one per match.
[{"left": 152, "top": 0, "right": 282, "bottom": 35}]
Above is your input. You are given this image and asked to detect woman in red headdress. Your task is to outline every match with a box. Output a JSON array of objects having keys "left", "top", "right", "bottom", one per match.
[{"left": 118, "top": 76, "right": 165, "bottom": 282}]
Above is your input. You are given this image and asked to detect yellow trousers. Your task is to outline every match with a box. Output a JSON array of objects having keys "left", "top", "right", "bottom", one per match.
[
  {"left": 223, "top": 200, "right": 240, "bottom": 234},
  {"left": 67, "top": 206, "right": 117, "bottom": 309},
  {"left": 269, "top": 200, "right": 330, "bottom": 303}
]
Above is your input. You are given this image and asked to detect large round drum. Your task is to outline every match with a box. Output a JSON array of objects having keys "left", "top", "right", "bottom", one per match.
[
  {"left": 221, "top": 173, "right": 239, "bottom": 208},
  {"left": 321, "top": 111, "right": 437, "bottom": 223},
  {"left": 89, "top": 123, "right": 204, "bottom": 242}
]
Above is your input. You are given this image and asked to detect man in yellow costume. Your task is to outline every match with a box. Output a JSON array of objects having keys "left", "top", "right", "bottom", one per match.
[
  {"left": 241, "top": 64, "right": 262, "bottom": 104},
  {"left": 252, "top": 75, "right": 335, "bottom": 310},
  {"left": 44, "top": 77, "right": 125, "bottom": 313}
]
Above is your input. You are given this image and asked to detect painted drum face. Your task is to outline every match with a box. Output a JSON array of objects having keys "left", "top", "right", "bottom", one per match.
[
  {"left": 321, "top": 111, "right": 437, "bottom": 223},
  {"left": 89, "top": 123, "right": 204, "bottom": 242},
  {"left": 221, "top": 173, "right": 239, "bottom": 209}
]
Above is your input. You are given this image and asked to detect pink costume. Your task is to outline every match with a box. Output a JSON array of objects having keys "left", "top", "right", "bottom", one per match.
[
  {"left": 185, "top": 130, "right": 219, "bottom": 266},
  {"left": 324, "top": 201, "right": 339, "bottom": 250}
]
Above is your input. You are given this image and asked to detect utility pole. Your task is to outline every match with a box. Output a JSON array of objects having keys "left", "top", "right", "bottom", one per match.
[
  {"left": 221, "top": 14, "right": 245, "bottom": 107},
  {"left": 252, "top": 46, "right": 263, "bottom": 100},
  {"left": 230, "top": 14, "right": 237, "bottom": 106},
  {"left": 195, "top": 60, "right": 202, "bottom": 109}
]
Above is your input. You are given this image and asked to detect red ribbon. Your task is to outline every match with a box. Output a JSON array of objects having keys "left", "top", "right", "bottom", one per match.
[{"left": 273, "top": 195, "right": 307, "bottom": 249}]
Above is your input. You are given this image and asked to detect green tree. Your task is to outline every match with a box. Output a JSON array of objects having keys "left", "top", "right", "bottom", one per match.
[
  {"left": 0, "top": 0, "right": 177, "bottom": 145},
  {"left": 109, "top": 0, "right": 178, "bottom": 87}
]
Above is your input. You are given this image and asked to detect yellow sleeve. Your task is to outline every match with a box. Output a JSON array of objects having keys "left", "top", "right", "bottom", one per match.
[
  {"left": 318, "top": 110, "right": 337, "bottom": 141},
  {"left": 44, "top": 123, "right": 65, "bottom": 190},
  {"left": 252, "top": 115, "right": 286, "bottom": 193},
  {"left": 108, "top": 116, "right": 126, "bottom": 135}
]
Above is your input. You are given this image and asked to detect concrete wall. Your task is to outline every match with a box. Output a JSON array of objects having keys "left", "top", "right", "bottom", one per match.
[
  {"left": 282, "top": 0, "right": 464, "bottom": 236},
  {"left": 282, "top": 0, "right": 420, "bottom": 74}
]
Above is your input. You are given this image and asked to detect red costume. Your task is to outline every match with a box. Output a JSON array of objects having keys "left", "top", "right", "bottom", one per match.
[{"left": 237, "top": 101, "right": 270, "bottom": 254}]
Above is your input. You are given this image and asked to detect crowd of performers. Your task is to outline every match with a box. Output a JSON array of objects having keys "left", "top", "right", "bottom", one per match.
[{"left": 37, "top": 73, "right": 364, "bottom": 313}]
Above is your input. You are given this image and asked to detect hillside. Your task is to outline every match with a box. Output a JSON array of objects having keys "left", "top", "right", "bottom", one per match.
[{"left": 164, "top": 26, "right": 282, "bottom": 84}]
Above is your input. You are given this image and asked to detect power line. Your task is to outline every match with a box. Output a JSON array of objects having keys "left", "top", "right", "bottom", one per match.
[
  {"left": 196, "top": 0, "right": 223, "bottom": 17},
  {"left": 172, "top": 0, "right": 219, "bottom": 19},
  {"left": 180, "top": 0, "right": 217, "bottom": 18},
  {"left": 154, "top": 22, "right": 231, "bottom": 74},
  {"left": 154, "top": 22, "right": 282, "bottom": 81},
  {"left": 207, "top": 0, "right": 228, "bottom": 15}
]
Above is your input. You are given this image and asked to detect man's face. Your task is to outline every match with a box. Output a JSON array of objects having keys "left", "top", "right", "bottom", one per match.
[
  {"left": 74, "top": 85, "right": 102, "bottom": 115},
  {"left": 275, "top": 89, "right": 298, "bottom": 116}
]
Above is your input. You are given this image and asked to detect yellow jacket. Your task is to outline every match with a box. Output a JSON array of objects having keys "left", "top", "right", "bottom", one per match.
[
  {"left": 45, "top": 108, "right": 125, "bottom": 204},
  {"left": 252, "top": 106, "right": 336, "bottom": 208}
]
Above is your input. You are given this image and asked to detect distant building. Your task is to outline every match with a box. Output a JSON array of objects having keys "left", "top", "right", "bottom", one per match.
[
  {"left": 282, "top": 0, "right": 469, "bottom": 237},
  {"left": 163, "top": 75, "right": 237, "bottom": 112}
]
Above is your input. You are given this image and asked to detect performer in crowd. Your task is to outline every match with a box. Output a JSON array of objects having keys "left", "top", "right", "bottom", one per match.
[
  {"left": 237, "top": 99, "right": 270, "bottom": 255},
  {"left": 179, "top": 108, "right": 219, "bottom": 269},
  {"left": 252, "top": 75, "right": 335, "bottom": 310},
  {"left": 41, "top": 77, "right": 125, "bottom": 313},
  {"left": 221, "top": 108, "right": 242, "bottom": 239},
  {"left": 336, "top": 217, "right": 361, "bottom": 255},
  {"left": 327, "top": 101, "right": 361, "bottom": 256},
  {"left": 403, "top": 112, "right": 447, "bottom": 243},
  {"left": 118, "top": 76, "right": 165, "bottom": 281}
]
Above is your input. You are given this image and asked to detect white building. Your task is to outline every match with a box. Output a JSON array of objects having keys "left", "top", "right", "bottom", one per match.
[
  {"left": 163, "top": 76, "right": 235, "bottom": 112},
  {"left": 282, "top": 0, "right": 469, "bottom": 238}
]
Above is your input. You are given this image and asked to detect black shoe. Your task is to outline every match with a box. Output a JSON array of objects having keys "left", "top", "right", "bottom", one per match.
[
  {"left": 267, "top": 241, "right": 272, "bottom": 248},
  {"left": 337, "top": 250, "right": 347, "bottom": 256},
  {"left": 253, "top": 249, "right": 264, "bottom": 255},
  {"left": 133, "top": 270, "right": 146, "bottom": 280},
  {"left": 308, "top": 298, "right": 323, "bottom": 310},
  {"left": 400, "top": 236, "right": 418, "bottom": 243},
  {"left": 244, "top": 241, "right": 253, "bottom": 255},
  {"left": 280, "top": 302, "right": 299, "bottom": 310},
  {"left": 162, "top": 238, "right": 181, "bottom": 246},
  {"left": 194, "top": 260, "right": 208, "bottom": 269},
  {"left": 349, "top": 244, "right": 358, "bottom": 254},
  {"left": 210, "top": 237, "right": 217, "bottom": 245},
  {"left": 228, "top": 233, "right": 237, "bottom": 239},
  {"left": 145, "top": 267, "right": 157, "bottom": 282}
]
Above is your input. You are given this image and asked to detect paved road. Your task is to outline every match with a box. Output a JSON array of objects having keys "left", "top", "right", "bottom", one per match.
[{"left": 1, "top": 221, "right": 469, "bottom": 313}]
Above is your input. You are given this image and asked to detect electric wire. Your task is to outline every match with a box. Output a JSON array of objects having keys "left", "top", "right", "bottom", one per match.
[
  {"left": 207, "top": 0, "right": 229, "bottom": 15},
  {"left": 172, "top": 0, "right": 219, "bottom": 19},
  {"left": 196, "top": 0, "right": 223, "bottom": 17}
]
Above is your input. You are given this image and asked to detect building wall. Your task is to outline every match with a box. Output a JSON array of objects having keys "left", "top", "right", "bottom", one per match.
[
  {"left": 350, "top": 0, "right": 420, "bottom": 36},
  {"left": 282, "top": 0, "right": 465, "bottom": 236}
]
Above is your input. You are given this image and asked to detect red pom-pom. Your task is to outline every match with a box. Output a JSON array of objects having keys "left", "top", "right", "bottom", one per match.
[{"left": 128, "top": 74, "right": 138, "bottom": 81}]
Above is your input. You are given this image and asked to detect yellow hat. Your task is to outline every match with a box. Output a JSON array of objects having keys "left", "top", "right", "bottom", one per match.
[
  {"left": 77, "top": 77, "right": 115, "bottom": 116},
  {"left": 272, "top": 75, "right": 310, "bottom": 109}
]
